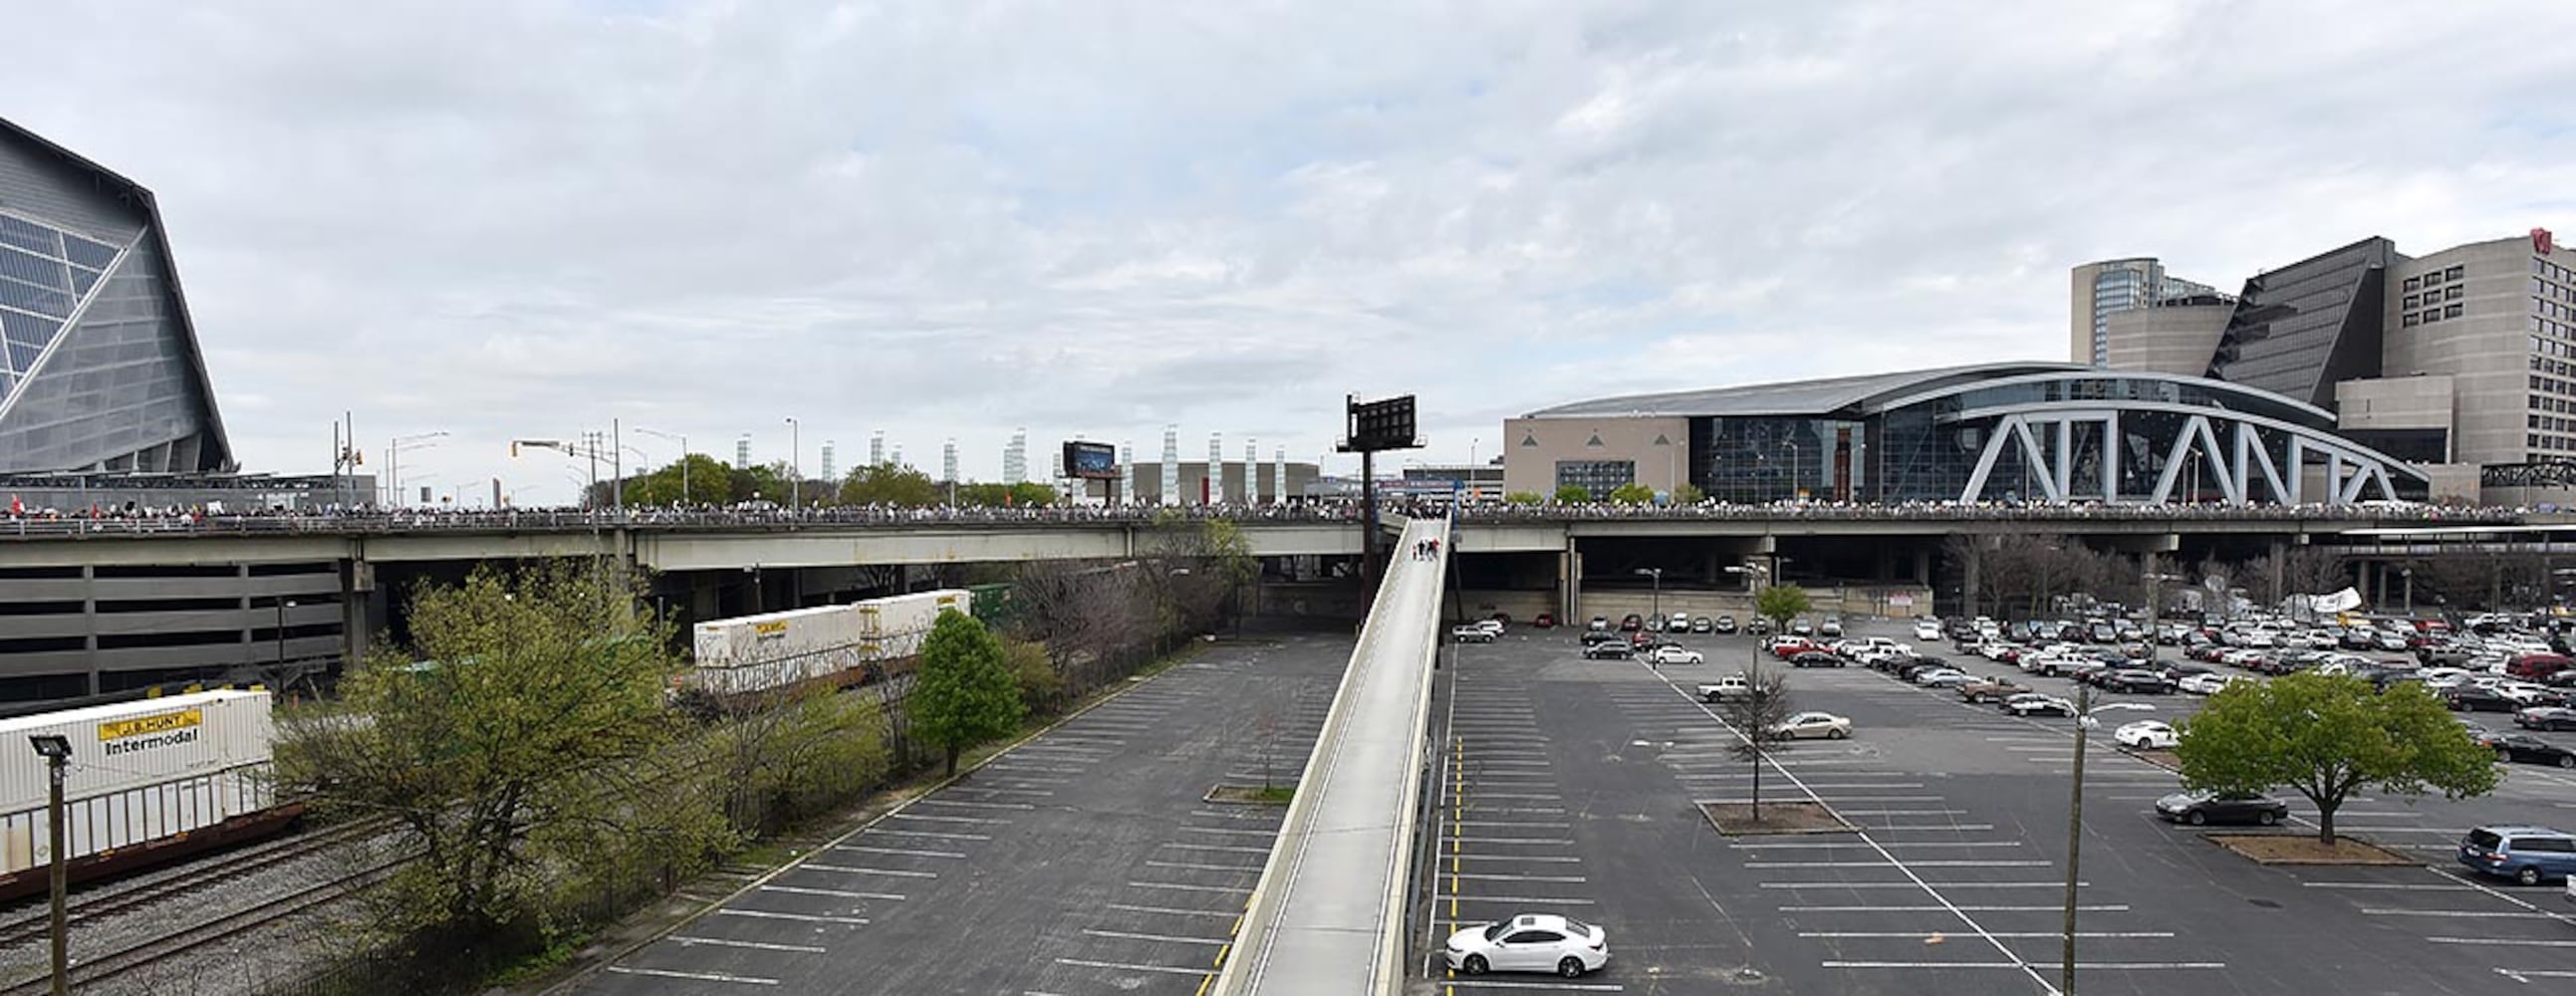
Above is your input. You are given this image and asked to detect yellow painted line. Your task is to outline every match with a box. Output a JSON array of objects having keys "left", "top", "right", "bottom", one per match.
[
  {"left": 1213, "top": 941, "right": 1230, "bottom": 967},
  {"left": 1229, "top": 914, "right": 1242, "bottom": 935},
  {"left": 1193, "top": 973, "right": 1214, "bottom": 996}
]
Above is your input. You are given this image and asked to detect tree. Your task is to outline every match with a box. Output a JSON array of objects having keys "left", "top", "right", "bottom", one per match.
[
  {"left": 1000, "top": 637, "right": 1064, "bottom": 716},
  {"left": 727, "top": 461, "right": 791, "bottom": 506},
  {"left": 2174, "top": 672, "right": 2497, "bottom": 844},
  {"left": 908, "top": 610, "right": 1026, "bottom": 776},
  {"left": 1673, "top": 483, "right": 1706, "bottom": 504},
  {"left": 1721, "top": 658, "right": 1796, "bottom": 821},
  {"left": 278, "top": 561, "right": 715, "bottom": 949},
  {"left": 1503, "top": 491, "right": 1545, "bottom": 505},
  {"left": 1553, "top": 484, "right": 1592, "bottom": 504},
  {"left": 956, "top": 482, "right": 1061, "bottom": 507},
  {"left": 623, "top": 453, "right": 733, "bottom": 507},
  {"left": 1607, "top": 483, "right": 1657, "bottom": 505},
  {"left": 839, "top": 461, "right": 941, "bottom": 507},
  {"left": 1755, "top": 584, "right": 1810, "bottom": 632}
]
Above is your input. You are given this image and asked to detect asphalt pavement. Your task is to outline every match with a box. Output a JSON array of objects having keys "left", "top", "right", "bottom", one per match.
[
  {"left": 1411, "top": 618, "right": 2576, "bottom": 996},
  {"left": 575, "top": 629, "right": 1350, "bottom": 996}
]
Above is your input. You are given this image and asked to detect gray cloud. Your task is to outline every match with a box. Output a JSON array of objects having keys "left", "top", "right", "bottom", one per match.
[{"left": 6, "top": 0, "right": 2574, "bottom": 505}]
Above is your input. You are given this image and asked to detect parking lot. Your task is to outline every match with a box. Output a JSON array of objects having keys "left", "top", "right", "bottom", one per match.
[
  {"left": 579, "top": 630, "right": 1348, "bottom": 995},
  {"left": 1418, "top": 618, "right": 2576, "bottom": 995}
]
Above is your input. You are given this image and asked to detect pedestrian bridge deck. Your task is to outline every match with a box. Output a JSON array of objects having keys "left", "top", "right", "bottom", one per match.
[{"left": 1213, "top": 517, "right": 1448, "bottom": 996}]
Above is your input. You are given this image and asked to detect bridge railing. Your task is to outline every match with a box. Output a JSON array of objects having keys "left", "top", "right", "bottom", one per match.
[{"left": 0, "top": 499, "right": 2521, "bottom": 540}]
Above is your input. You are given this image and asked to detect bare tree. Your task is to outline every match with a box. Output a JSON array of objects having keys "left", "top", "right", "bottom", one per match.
[{"left": 1720, "top": 658, "right": 1797, "bottom": 822}]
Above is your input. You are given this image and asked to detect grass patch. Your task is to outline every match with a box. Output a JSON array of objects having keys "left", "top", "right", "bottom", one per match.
[
  {"left": 2206, "top": 833, "right": 2416, "bottom": 865},
  {"left": 1206, "top": 783, "right": 1297, "bottom": 806},
  {"left": 1700, "top": 801, "right": 1851, "bottom": 836},
  {"left": 490, "top": 934, "right": 583, "bottom": 985}
]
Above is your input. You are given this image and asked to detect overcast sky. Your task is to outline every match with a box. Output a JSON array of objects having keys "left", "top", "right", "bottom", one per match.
[{"left": 10, "top": 0, "right": 2576, "bottom": 506}]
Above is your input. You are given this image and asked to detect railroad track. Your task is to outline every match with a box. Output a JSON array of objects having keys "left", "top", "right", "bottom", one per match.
[
  {"left": 0, "top": 855, "right": 407, "bottom": 996},
  {"left": 0, "top": 817, "right": 391, "bottom": 953}
]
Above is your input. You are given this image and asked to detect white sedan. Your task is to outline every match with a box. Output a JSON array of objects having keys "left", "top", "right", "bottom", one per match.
[
  {"left": 1645, "top": 645, "right": 1704, "bottom": 666},
  {"left": 1443, "top": 913, "right": 1610, "bottom": 978},
  {"left": 2115, "top": 719, "right": 2179, "bottom": 750},
  {"left": 1772, "top": 711, "right": 1853, "bottom": 740},
  {"left": 1915, "top": 620, "right": 1944, "bottom": 641},
  {"left": 2177, "top": 672, "right": 2242, "bottom": 695}
]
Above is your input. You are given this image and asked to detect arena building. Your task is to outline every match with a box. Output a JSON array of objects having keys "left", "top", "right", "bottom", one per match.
[{"left": 1502, "top": 362, "right": 2432, "bottom": 507}]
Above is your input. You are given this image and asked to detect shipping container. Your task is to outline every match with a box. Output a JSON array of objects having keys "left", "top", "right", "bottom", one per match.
[
  {"left": 684, "top": 590, "right": 967, "bottom": 701},
  {"left": 859, "top": 589, "right": 970, "bottom": 638},
  {"left": 0, "top": 689, "right": 293, "bottom": 886}
]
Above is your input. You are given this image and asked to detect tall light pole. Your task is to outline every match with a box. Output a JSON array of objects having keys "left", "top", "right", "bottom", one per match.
[
  {"left": 785, "top": 416, "right": 801, "bottom": 509},
  {"left": 386, "top": 431, "right": 448, "bottom": 508},
  {"left": 2062, "top": 688, "right": 2154, "bottom": 994},
  {"left": 634, "top": 427, "right": 688, "bottom": 506},
  {"left": 28, "top": 733, "right": 70, "bottom": 996},
  {"left": 1635, "top": 567, "right": 1665, "bottom": 624}
]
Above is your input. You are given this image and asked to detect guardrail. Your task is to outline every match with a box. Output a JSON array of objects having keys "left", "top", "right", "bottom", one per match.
[
  {"left": 1214, "top": 517, "right": 1447, "bottom": 996},
  {"left": 0, "top": 501, "right": 2521, "bottom": 540}
]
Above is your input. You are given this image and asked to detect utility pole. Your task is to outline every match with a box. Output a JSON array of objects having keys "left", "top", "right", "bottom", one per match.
[
  {"left": 29, "top": 733, "right": 71, "bottom": 996},
  {"left": 2062, "top": 687, "right": 2154, "bottom": 994},
  {"left": 786, "top": 416, "right": 801, "bottom": 509}
]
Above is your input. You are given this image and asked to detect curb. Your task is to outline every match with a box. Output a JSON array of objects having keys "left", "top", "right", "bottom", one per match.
[{"left": 535, "top": 667, "right": 1173, "bottom": 995}]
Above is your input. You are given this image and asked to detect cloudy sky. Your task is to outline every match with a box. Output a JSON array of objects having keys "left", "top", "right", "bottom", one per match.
[{"left": 10, "top": 0, "right": 2576, "bottom": 505}]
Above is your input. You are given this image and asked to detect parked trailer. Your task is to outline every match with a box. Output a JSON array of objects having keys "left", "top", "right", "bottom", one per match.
[
  {"left": 681, "top": 589, "right": 971, "bottom": 703},
  {"left": 0, "top": 689, "right": 302, "bottom": 900}
]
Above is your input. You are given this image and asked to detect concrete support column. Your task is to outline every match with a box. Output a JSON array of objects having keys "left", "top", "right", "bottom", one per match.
[
  {"left": 1913, "top": 549, "right": 1932, "bottom": 587},
  {"left": 2357, "top": 559, "right": 2374, "bottom": 612},
  {"left": 341, "top": 559, "right": 370, "bottom": 676},
  {"left": 1874, "top": 545, "right": 1896, "bottom": 582},
  {"left": 1562, "top": 543, "right": 1583, "bottom": 622},
  {"left": 1960, "top": 539, "right": 1982, "bottom": 619},
  {"left": 2266, "top": 541, "right": 2286, "bottom": 604},
  {"left": 84, "top": 564, "right": 101, "bottom": 696}
]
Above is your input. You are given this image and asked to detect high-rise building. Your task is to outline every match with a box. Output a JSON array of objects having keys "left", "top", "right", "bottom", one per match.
[
  {"left": 2069, "top": 257, "right": 2224, "bottom": 369},
  {"left": 2093, "top": 228, "right": 2576, "bottom": 503},
  {"left": 0, "top": 118, "right": 232, "bottom": 472}
]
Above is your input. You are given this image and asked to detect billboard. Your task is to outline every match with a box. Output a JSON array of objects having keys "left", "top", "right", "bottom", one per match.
[
  {"left": 1063, "top": 440, "right": 1119, "bottom": 480},
  {"left": 1341, "top": 393, "right": 1419, "bottom": 453}
]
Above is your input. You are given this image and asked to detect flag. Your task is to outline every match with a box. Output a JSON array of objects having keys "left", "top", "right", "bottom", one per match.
[{"left": 7, "top": 494, "right": 18, "bottom": 516}]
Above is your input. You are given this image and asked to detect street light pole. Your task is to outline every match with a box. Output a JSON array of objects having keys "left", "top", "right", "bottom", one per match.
[
  {"left": 28, "top": 733, "right": 70, "bottom": 996},
  {"left": 635, "top": 427, "right": 688, "bottom": 506},
  {"left": 785, "top": 416, "right": 801, "bottom": 509},
  {"left": 2061, "top": 687, "right": 2153, "bottom": 994}
]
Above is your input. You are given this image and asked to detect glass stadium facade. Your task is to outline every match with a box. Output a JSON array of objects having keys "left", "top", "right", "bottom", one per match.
[
  {"left": 1514, "top": 363, "right": 2429, "bottom": 506},
  {"left": 0, "top": 118, "right": 231, "bottom": 474}
]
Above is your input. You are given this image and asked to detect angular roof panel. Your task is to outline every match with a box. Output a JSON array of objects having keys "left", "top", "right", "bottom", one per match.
[{"left": 1523, "top": 362, "right": 2081, "bottom": 418}]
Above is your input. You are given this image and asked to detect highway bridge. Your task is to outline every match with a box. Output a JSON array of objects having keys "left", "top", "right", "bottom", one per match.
[{"left": 0, "top": 503, "right": 2544, "bottom": 702}]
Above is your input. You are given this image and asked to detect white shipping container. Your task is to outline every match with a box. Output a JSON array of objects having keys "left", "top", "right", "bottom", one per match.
[
  {"left": 859, "top": 589, "right": 970, "bottom": 638},
  {"left": 692, "top": 603, "right": 864, "bottom": 670},
  {"left": 0, "top": 764, "right": 276, "bottom": 873},
  {"left": 0, "top": 690, "right": 274, "bottom": 816}
]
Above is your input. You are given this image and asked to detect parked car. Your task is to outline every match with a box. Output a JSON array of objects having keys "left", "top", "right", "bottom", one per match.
[
  {"left": 1916, "top": 669, "right": 1974, "bottom": 689},
  {"left": 1691, "top": 617, "right": 1714, "bottom": 633},
  {"left": 2490, "top": 733, "right": 2576, "bottom": 769},
  {"left": 2004, "top": 693, "right": 2076, "bottom": 717},
  {"left": 2516, "top": 706, "right": 2576, "bottom": 732},
  {"left": 1581, "top": 641, "right": 1633, "bottom": 660},
  {"left": 1771, "top": 711, "right": 1853, "bottom": 740},
  {"left": 2457, "top": 826, "right": 2576, "bottom": 885},
  {"left": 1588, "top": 616, "right": 1610, "bottom": 631},
  {"left": 2155, "top": 790, "right": 2289, "bottom": 827},
  {"left": 1713, "top": 616, "right": 1738, "bottom": 634},
  {"left": 1453, "top": 624, "right": 1496, "bottom": 643},
  {"left": 2447, "top": 685, "right": 2523, "bottom": 713},
  {"left": 1645, "top": 644, "right": 1704, "bottom": 666},
  {"left": 1914, "top": 620, "right": 1944, "bottom": 642},
  {"left": 1443, "top": 912, "right": 1610, "bottom": 978},
  {"left": 2179, "top": 672, "right": 2250, "bottom": 695},
  {"left": 1580, "top": 630, "right": 1623, "bottom": 646},
  {"left": 1790, "top": 619, "right": 1816, "bottom": 636},
  {"left": 1697, "top": 674, "right": 1753, "bottom": 703},
  {"left": 2115, "top": 719, "right": 2179, "bottom": 750},
  {"left": 1789, "top": 650, "right": 1843, "bottom": 668},
  {"left": 1532, "top": 613, "right": 1557, "bottom": 629},
  {"left": 1958, "top": 676, "right": 2030, "bottom": 704},
  {"left": 1620, "top": 614, "right": 1644, "bottom": 632},
  {"left": 1819, "top": 619, "right": 1845, "bottom": 637},
  {"left": 1746, "top": 618, "right": 1772, "bottom": 635},
  {"left": 1644, "top": 616, "right": 1665, "bottom": 632},
  {"left": 2108, "top": 669, "right": 2174, "bottom": 694}
]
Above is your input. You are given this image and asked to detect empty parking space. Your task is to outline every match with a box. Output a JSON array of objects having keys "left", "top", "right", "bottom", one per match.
[{"left": 582, "top": 630, "right": 1350, "bottom": 995}]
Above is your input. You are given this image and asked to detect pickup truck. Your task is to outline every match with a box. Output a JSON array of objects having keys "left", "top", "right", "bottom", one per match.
[
  {"left": 1696, "top": 674, "right": 1754, "bottom": 703},
  {"left": 1957, "top": 676, "right": 2029, "bottom": 704}
]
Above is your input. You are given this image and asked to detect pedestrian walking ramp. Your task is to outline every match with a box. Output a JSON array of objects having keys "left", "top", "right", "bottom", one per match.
[{"left": 1209, "top": 516, "right": 1449, "bottom": 996}]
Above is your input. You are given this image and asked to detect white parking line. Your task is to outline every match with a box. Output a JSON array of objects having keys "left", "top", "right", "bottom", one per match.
[
  {"left": 2301, "top": 880, "right": 2475, "bottom": 890},
  {"left": 2427, "top": 936, "right": 2576, "bottom": 948},
  {"left": 671, "top": 935, "right": 829, "bottom": 953},
  {"left": 1108, "top": 902, "right": 1235, "bottom": 917},
  {"left": 836, "top": 845, "right": 965, "bottom": 859},
  {"left": 760, "top": 884, "right": 905, "bottom": 900},
  {"left": 1451, "top": 837, "right": 1577, "bottom": 845},
  {"left": 1823, "top": 961, "right": 2224, "bottom": 970},
  {"left": 866, "top": 829, "right": 990, "bottom": 841},
  {"left": 1434, "top": 892, "right": 1597, "bottom": 904},
  {"left": 1448, "top": 872, "right": 1588, "bottom": 882},
  {"left": 605, "top": 966, "right": 779, "bottom": 985},
  {"left": 885, "top": 813, "right": 1007, "bottom": 825},
  {"left": 1783, "top": 904, "right": 2127, "bottom": 912},
  {"left": 1746, "top": 860, "right": 2050, "bottom": 869},
  {"left": 1146, "top": 860, "right": 1261, "bottom": 873},
  {"left": 1129, "top": 880, "right": 1250, "bottom": 893},
  {"left": 2361, "top": 908, "right": 2563, "bottom": 918},
  {"left": 1178, "top": 826, "right": 1277, "bottom": 838},
  {"left": 1082, "top": 927, "right": 1228, "bottom": 946},
  {"left": 1436, "top": 980, "right": 1624, "bottom": 991},
  {"left": 1801, "top": 930, "right": 2171, "bottom": 938},
  {"left": 1051, "top": 957, "right": 1212, "bottom": 976},
  {"left": 1734, "top": 841, "right": 2023, "bottom": 850},
  {"left": 1761, "top": 880, "right": 2083, "bottom": 889},
  {"left": 1853, "top": 824, "right": 1998, "bottom": 832},
  {"left": 801, "top": 864, "right": 937, "bottom": 877},
  {"left": 1162, "top": 842, "right": 1269, "bottom": 854},
  {"left": 716, "top": 908, "right": 870, "bottom": 925},
  {"left": 912, "top": 799, "right": 1036, "bottom": 811}
]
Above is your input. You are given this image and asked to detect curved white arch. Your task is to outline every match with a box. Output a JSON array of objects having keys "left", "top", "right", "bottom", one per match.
[
  {"left": 1872, "top": 369, "right": 2337, "bottom": 426},
  {"left": 1942, "top": 398, "right": 2425, "bottom": 506}
]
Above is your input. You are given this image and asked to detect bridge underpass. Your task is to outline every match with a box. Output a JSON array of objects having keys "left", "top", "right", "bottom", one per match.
[{"left": 1214, "top": 516, "right": 1450, "bottom": 996}]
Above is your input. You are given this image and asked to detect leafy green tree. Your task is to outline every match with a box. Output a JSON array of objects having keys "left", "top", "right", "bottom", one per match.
[
  {"left": 727, "top": 461, "right": 791, "bottom": 505},
  {"left": 2174, "top": 672, "right": 2498, "bottom": 844},
  {"left": 1673, "top": 483, "right": 1706, "bottom": 504},
  {"left": 839, "top": 461, "right": 941, "bottom": 507},
  {"left": 1755, "top": 584, "right": 1811, "bottom": 633},
  {"left": 1000, "top": 637, "right": 1064, "bottom": 715},
  {"left": 625, "top": 453, "right": 733, "bottom": 507},
  {"left": 1721, "top": 659, "right": 1796, "bottom": 821},
  {"left": 278, "top": 562, "right": 714, "bottom": 949},
  {"left": 955, "top": 482, "right": 1063, "bottom": 507},
  {"left": 1608, "top": 483, "right": 1657, "bottom": 505},
  {"left": 908, "top": 610, "right": 1026, "bottom": 776},
  {"left": 1503, "top": 491, "right": 1545, "bottom": 505},
  {"left": 1553, "top": 484, "right": 1592, "bottom": 504}
]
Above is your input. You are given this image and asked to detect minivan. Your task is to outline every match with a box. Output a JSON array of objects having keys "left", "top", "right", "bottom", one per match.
[
  {"left": 2506, "top": 653, "right": 2574, "bottom": 682},
  {"left": 2458, "top": 825, "right": 2576, "bottom": 885}
]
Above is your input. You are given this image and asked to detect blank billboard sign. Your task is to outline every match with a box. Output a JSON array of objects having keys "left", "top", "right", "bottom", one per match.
[
  {"left": 1343, "top": 394, "right": 1418, "bottom": 452},
  {"left": 1063, "top": 440, "right": 1119, "bottom": 480}
]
